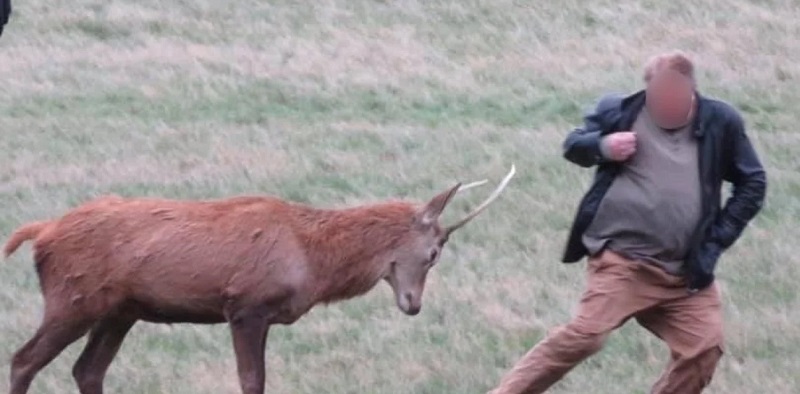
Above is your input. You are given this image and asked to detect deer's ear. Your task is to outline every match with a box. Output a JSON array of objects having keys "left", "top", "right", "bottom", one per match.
[{"left": 415, "top": 183, "right": 461, "bottom": 228}]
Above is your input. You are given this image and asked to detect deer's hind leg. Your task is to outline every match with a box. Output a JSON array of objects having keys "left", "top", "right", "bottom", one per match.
[
  {"left": 9, "top": 309, "right": 94, "bottom": 394},
  {"left": 10, "top": 269, "right": 125, "bottom": 394},
  {"left": 72, "top": 317, "right": 136, "bottom": 394}
]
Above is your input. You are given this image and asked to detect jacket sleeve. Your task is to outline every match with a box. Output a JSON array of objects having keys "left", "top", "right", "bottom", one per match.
[
  {"left": 686, "top": 108, "right": 766, "bottom": 292},
  {"left": 562, "top": 94, "right": 622, "bottom": 167},
  {"left": 686, "top": 111, "right": 767, "bottom": 292},
  {"left": 709, "top": 111, "right": 767, "bottom": 249}
]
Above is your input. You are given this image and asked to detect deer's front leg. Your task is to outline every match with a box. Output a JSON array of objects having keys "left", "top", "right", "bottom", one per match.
[{"left": 229, "top": 314, "right": 271, "bottom": 394}]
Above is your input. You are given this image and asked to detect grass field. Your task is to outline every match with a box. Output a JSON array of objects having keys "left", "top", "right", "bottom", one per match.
[{"left": 1, "top": 0, "right": 799, "bottom": 393}]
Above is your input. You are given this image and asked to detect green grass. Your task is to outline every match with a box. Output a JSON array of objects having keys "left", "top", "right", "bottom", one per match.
[{"left": 1, "top": 0, "right": 799, "bottom": 393}]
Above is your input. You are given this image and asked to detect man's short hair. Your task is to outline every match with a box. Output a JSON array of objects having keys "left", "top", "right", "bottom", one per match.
[{"left": 643, "top": 51, "right": 695, "bottom": 84}]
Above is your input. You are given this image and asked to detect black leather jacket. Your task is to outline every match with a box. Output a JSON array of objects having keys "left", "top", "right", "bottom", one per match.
[{"left": 562, "top": 90, "right": 766, "bottom": 291}]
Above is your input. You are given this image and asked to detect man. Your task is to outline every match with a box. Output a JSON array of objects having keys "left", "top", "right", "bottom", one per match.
[
  {"left": 490, "top": 51, "right": 766, "bottom": 393},
  {"left": 0, "top": 0, "right": 9, "bottom": 37}
]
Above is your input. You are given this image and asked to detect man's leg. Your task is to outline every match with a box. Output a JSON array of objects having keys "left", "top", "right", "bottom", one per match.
[
  {"left": 636, "top": 282, "right": 724, "bottom": 394},
  {"left": 490, "top": 251, "right": 657, "bottom": 394}
]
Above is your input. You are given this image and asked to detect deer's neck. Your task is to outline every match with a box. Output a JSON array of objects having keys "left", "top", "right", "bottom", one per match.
[{"left": 294, "top": 202, "right": 415, "bottom": 304}]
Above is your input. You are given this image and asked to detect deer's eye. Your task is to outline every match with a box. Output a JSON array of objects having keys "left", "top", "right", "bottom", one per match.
[{"left": 429, "top": 249, "right": 438, "bottom": 262}]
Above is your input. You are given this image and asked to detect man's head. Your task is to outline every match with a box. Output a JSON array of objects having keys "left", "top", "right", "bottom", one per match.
[{"left": 643, "top": 51, "right": 696, "bottom": 130}]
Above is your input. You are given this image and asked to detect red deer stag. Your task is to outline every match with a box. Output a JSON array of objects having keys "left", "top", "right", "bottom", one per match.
[{"left": 3, "top": 165, "right": 515, "bottom": 394}]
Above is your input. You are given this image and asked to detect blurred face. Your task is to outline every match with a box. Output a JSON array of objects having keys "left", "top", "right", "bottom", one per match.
[{"left": 645, "top": 70, "right": 695, "bottom": 130}]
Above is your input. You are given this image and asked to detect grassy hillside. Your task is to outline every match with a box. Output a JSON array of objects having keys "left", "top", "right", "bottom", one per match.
[{"left": 1, "top": 0, "right": 798, "bottom": 392}]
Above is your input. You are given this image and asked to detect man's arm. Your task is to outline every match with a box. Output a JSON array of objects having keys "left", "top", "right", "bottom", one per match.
[
  {"left": 710, "top": 111, "right": 767, "bottom": 248},
  {"left": 562, "top": 94, "right": 623, "bottom": 167},
  {"left": 688, "top": 109, "right": 766, "bottom": 291}
]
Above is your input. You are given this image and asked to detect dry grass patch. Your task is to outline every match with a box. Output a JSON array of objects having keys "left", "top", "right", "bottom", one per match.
[{"left": 1, "top": 0, "right": 799, "bottom": 393}]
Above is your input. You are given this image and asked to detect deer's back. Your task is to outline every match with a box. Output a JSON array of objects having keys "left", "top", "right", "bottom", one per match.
[{"left": 32, "top": 195, "right": 311, "bottom": 321}]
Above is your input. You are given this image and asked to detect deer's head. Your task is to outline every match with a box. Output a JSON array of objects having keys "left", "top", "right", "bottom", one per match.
[{"left": 385, "top": 165, "right": 515, "bottom": 315}]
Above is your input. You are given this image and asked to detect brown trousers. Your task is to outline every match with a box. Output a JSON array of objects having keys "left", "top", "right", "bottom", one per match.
[{"left": 490, "top": 251, "right": 724, "bottom": 394}]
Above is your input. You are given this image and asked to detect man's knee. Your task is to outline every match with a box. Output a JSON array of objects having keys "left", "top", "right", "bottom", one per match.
[
  {"left": 653, "top": 345, "right": 723, "bottom": 394},
  {"left": 674, "top": 325, "right": 724, "bottom": 363},
  {"left": 696, "top": 345, "right": 723, "bottom": 379},
  {"left": 544, "top": 322, "right": 609, "bottom": 362}
]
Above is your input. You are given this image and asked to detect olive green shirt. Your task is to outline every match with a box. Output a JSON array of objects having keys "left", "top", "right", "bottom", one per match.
[{"left": 582, "top": 109, "right": 701, "bottom": 275}]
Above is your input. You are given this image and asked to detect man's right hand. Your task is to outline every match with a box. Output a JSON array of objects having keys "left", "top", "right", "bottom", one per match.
[{"left": 601, "top": 132, "right": 637, "bottom": 161}]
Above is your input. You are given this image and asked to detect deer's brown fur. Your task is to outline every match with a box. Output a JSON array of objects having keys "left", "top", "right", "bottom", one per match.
[
  {"left": 8, "top": 195, "right": 419, "bottom": 321},
  {"left": 4, "top": 166, "right": 514, "bottom": 394}
]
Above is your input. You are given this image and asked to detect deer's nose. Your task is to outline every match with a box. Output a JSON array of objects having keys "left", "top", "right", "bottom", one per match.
[{"left": 404, "top": 293, "right": 420, "bottom": 316}]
